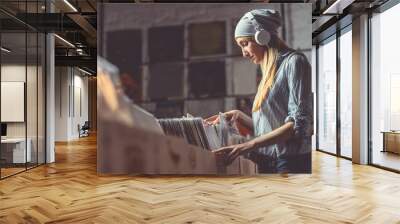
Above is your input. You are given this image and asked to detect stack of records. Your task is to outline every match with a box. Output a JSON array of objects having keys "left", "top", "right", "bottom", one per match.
[
  {"left": 157, "top": 117, "right": 221, "bottom": 150},
  {"left": 158, "top": 113, "right": 251, "bottom": 151}
]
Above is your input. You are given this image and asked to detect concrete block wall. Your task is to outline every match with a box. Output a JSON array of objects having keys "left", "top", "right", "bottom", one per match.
[{"left": 101, "top": 3, "right": 311, "bottom": 118}]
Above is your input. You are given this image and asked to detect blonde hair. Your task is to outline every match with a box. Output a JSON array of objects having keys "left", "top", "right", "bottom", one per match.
[{"left": 251, "top": 36, "right": 288, "bottom": 112}]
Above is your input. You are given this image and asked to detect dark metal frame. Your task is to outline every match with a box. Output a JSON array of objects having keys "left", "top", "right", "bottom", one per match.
[
  {"left": 25, "top": 2, "right": 28, "bottom": 171},
  {"left": 315, "top": 44, "right": 319, "bottom": 151},
  {"left": 44, "top": 0, "right": 47, "bottom": 165},
  {"left": 0, "top": 19, "right": 2, "bottom": 179},
  {"left": 336, "top": 27, "right": 341, "bottom": 158},
  {"left": 367, "top": 9, "right": 372, "bottom": 166}
]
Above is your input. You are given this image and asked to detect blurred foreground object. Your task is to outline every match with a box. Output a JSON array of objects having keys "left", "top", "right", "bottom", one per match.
[{"left": 97, "top": 57, "right": 257, "bottom": 175}]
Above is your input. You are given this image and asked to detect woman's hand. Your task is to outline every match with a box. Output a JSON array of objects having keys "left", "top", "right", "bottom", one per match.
[
  {"left": 204, "top": 110, "right": 242, "bottom": 125},
  {"left": 204, "top": 110, "right": 253, "bottom": 136},
  {"left": 213, "top": 141, "right": 255, "bottom": 165}
]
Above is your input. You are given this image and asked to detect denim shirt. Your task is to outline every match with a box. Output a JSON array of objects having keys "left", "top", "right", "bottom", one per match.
[{"left": 252, "top": 49, "right": 313, "bottom": 158}]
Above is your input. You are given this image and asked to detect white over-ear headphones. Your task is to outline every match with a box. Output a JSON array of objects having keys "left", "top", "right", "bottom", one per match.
[{"left": 246, "top": 12, "right": 271, "bottom": 46}]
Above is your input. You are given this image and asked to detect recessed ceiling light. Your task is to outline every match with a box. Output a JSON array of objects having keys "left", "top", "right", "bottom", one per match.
[
  {"left": 54, "top": 34, "right": 75, "bottom": 48},
  {"left": 63, "top": 0, "right": 78, "bottom": 12},
  {"left": 323, "top": 0, "right": 355, "bottom": 15},
  {"left": 1, "top": 47, "right": 11, "bottom": 53},
  {"left": 78, "top": 67, "right": 93, "bottom": 76}
]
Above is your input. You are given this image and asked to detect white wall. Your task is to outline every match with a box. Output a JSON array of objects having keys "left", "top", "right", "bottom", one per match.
[
  {"left": 1, "top": 65, "right": 26, "bottom": 81},
  {"left": 1, "top": 65, "right": 33, "bottom": 138},
  {"left": 1, "top": 64, "right": 46, "bottom": 164},
  {"left": 55, "top": 67, "right": 89, "bottom": 141},
  {"left": 1, "top": 65, "right": 26, "bottom": 143},
  {"left": 71, "top": 72, "right": 89, "bottom": 138},
  {"left": 55, "top": 66, "right": 69, "bottom": 141}
]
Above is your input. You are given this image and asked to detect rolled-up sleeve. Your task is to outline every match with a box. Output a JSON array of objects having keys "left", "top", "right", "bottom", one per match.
[{"left": 284, "top": 53, "right": 313, "bottom": 138}]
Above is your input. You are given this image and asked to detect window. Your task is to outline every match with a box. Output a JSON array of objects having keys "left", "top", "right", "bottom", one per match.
[
  {"left": 371, "top": 2, "right": 400, "bottom": 171},
  {"left": 339, "top": 28, "right": 352, "bottom": 158},
  {"left": 317, "top": 36, "right": 337, "bottom": 154},
  {"left": 148, "top": 63, "right": 184, "bottom": 100},
  {"left": 188, "top": 61, "right": 226, "bottom": 98},
  {"left": 106, "top": 30, "right": 142, "bottom": 101},
  {"left": 148, "top": 25, "right": 184, "bottom": 63},
  {"left": 189, "top": 22, "right": 226, "bottom": 57}
]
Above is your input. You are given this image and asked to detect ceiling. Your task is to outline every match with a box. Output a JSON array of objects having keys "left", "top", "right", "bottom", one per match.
[
  {"left": 0, "top": 0, "right": 393, "bottom": 74},
  {"left": 0, "top": 0, "right": 97, "bottom": 73},
  {"left": 310, "top": 0, "right": 389, "bottom": 43}
]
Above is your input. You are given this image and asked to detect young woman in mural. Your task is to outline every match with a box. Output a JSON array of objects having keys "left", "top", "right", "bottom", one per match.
[{"left": 206, "top": 9, "right": 313, "bottom": 173}]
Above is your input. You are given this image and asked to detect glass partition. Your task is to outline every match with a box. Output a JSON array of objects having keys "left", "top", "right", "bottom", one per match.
[
  {"left": 27, "top": 31, "right": 38, "bottom": 169},
  {"left": 0, "top": 1, "right": 46, "bottom": 179},
  {"left": 1, "top": 30, "right": 28, "bottom": 177},
  {"left": 38, "top": 32, "right": 45, "bottom": 165}
]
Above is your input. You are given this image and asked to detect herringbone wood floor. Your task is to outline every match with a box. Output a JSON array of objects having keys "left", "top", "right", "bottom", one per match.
[{"left": 1, "top": 134, "right": 400, "bottom": 224}]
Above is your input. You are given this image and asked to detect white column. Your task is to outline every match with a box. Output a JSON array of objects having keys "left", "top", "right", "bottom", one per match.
[
  {"left": 46, "top": 33, "right": 55, "bottom": 163},
  {"left": 352, "top": 14, "right": 369, "bottom": 164},
  {"left": 45, "top": 0, "right": 56, "bottom": 163},
  {"left": 312, "top": 45, "right": 317, "bottom": 150}
]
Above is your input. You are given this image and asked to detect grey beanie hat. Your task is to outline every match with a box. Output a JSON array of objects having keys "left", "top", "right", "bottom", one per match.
[{"left": 234, "top": 9, "right": 281, "bottom": 38}]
